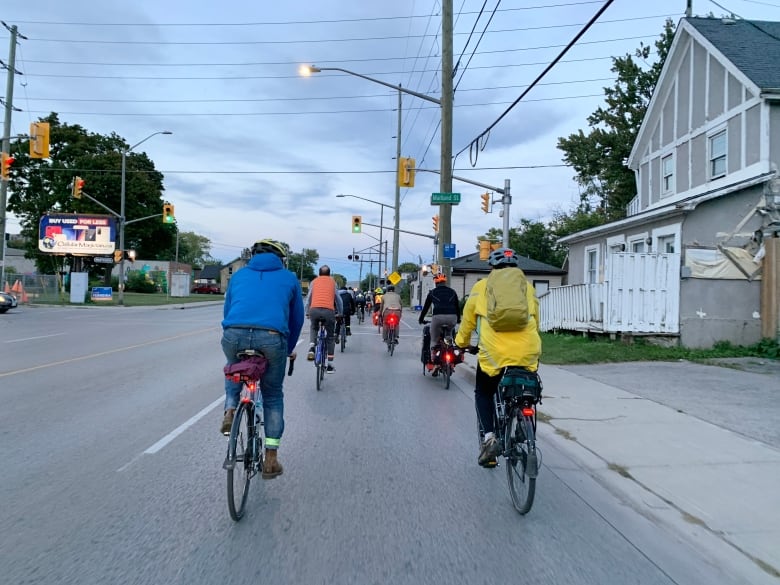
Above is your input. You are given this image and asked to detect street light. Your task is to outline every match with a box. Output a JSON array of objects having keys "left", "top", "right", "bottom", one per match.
[
  {"left": 305, "top": 64, "right": 451, "bottom": 274},
  {"left": 336, "top": 194, "right": 392, "bottom": 280},
  {"left": 118, "top": 130, "right": 172, "bottom": 305}
]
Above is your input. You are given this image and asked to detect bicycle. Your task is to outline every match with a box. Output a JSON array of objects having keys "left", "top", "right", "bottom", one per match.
[
  {"left": 467, "top": 346, "right": 542, "bottom": 514},
  {"left": 223, "top": 350, "right": 295, "bottom": 522},
  {"left": 383, "top": 312, "right": 400, "bottom": 356},
  {"left": 335, "top": 315, "right": 346, "bottom": 353},
  {"left": 356, "top": 305, "right": 365, "bottom": 324},
  {"left": 422, "top": 322, "right": 462, "bottom": 390},
  {"left": 313, "top": 318, "right": 328, "bottom": 390}
]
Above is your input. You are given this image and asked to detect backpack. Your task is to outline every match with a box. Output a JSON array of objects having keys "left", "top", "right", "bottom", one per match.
[{"left": 484, "top": 267, "right": 530, "bottom": 331}]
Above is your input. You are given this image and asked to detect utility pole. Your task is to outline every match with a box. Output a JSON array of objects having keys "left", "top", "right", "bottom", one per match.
[
  {"left": 439, "top": 0, "right": 454, "bottom": 280},
  {"left": 0, "top": 24, "right": 20, "bottom": 284},
  {"left": 393, "top": 86, "right": 402, "bottom": 272}
]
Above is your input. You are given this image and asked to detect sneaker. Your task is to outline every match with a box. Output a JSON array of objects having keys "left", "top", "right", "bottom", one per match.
[
  {"left": 431, "top": 369, "right": 439, "bottom": 378},
  {"left": 307, "top": 344, "right": 315, "bottom": 361},
  {"left": 478, "top": 436, "right": 500, "bottom": 467},
  {"left": 220, "top": 409, "right": 235, "bottom": 435},
  {"left": 346, "top": 328, "right": 352, "bottom": 336},
  {"left": 326, "top": 364, "right": 335, "bottom": 373},
  {"left": 334, "top": 337, "right": 340, "bottom": 344}
]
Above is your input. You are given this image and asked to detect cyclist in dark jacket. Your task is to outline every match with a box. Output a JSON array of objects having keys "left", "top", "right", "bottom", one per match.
[
  {"left": 338, "top": 285, "right": 356, "bottom": 337},
  {"left": 419, "top": 274, "right": 461, "bottom": 361}
]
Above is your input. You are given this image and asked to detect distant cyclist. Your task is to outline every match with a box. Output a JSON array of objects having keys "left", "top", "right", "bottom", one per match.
[
  {"left": 454, "top": 248, "right": 541, "bottom": 468},
  {"left": 419, "top": 273, "right": 460, "bottom": 361},
  {"left": 355, "top": 290, "right": 367, "bottom": 321},
  {"left": 305, "top": 265, "right": 343, "bottom": 373},
  {"left": 220, "top": 238, "right": 304, "bottom": 478},
  {"left": 372, "top": 287, "right": 384, "bottom": 325},
  {"left": 337, "top": 285, "right": 356, "bottom": 338},
  {"left": 380, "top": 285, "right": 403, "bottom": 343}
]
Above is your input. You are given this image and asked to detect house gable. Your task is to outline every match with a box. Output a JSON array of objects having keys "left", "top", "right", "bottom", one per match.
[{"left": 628, "top": 17, "right": 773, "bottom": 216}]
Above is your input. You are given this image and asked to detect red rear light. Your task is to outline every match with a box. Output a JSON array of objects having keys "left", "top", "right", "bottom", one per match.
[
  {"left": 232, "top": 374, "right": 241, "bottom": 382},
  {"left": 387, "top": 315, "right": 397, "bottom": 325},
  {"left": 444, "top": 352, "right": 452, "bottom": 362},
  {"left": 247, "top": 381, "right": 256, "bottom": 392},
  {"left": 522, "top": 407, "right": 535, "bottom": 417}
]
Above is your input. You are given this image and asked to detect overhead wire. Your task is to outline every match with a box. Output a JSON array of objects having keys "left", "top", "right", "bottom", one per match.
[
  {"left": 454, "top": 0, "right": 502, "bottom": 92},
  {"left": 456, "top": 0, "right": 617, "bottom": 167}
]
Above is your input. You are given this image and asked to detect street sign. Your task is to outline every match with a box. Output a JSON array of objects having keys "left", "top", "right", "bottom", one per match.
[
  {"left": 430, "top": 192, "right": 461, "bottom": 205},
  {"left": 93, "top": 256, "right": 114, "bottom": 264},
  {"left": 388, "top": 271, "right": 402, "bottom": 285},
  {"left": 443, "top": 244, "right": 456, "bottom": 259}
]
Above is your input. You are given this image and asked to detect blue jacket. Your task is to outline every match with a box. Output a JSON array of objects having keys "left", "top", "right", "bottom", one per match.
[{"left": 221, "top": 253, "right": 305, "bottom": 354}]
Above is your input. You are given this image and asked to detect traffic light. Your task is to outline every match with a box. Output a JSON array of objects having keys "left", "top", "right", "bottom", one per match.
[
  {"left": 72, "top": 176, "right": 85, "bottom": 198},
  {"left": 163, "top": 203, "right": 175, "bottom": 224},
  {"left": 432, "top": 215, "right": 439, "bottom": 233},
  {"left": 479, "top": 240, "right": 491, "bottom": 260},
  {"left": 352, "top": 215, "right": 362, "bottom": 234},
  {"left": 1, "top": 152, "right": 14, "bottom": 181},
  {"left": 30, "top": 122, "right": 51, "bottom": 159},
  {"left": 113, "top": 250, "right": 123, "bottom": 263},
  {"left": 347, "top": 254, "right": 360, "bottom": 261},
  {"left": 398, "top": 157, "right": 416, "bottom": 188},
  {"left": 481, "top": 192, "right": 490, "bottom": 213}
]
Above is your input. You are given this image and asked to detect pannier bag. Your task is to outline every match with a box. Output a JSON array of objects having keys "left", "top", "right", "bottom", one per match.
[{"left": 499, "top": 367, "right": 542, "bottom": 403}]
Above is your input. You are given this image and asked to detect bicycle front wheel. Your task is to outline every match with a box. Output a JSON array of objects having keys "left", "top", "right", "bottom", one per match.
[
  {"left": 227, "top": 402, "right": 253, "bottom": 521},
  {"left": 340, "top": 325, "right": 346, "bottom": 353},
  {"left": 505, "top": 409, "right": 536, "bottom": 514}
]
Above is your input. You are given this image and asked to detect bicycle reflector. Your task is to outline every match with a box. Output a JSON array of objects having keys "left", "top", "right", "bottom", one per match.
[
  {"left": 522, "top": 407, "right": 535, "bottom": 417},
  {"left": 386, "top": 315, "right": 398, "bottom": 326}
]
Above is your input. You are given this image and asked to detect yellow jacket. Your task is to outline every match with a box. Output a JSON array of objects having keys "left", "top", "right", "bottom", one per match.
[{"left": 454, "top": 275, "right": 541, "bottom": 377}]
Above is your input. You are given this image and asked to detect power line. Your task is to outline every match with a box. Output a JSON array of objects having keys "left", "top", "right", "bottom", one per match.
[
  {"left": 1, "top": 3, "right": 605, "bottom": 27},
  {"left": 458, "top": 0, "right": 620, "bottom": 166},
  {"left": 454, "top": 0, "right": 502, "bottom": 92},
  {"left": 23, "top": 93, "right": 603, "bottom": 117},
  {"left": 14, "top": 14, "right": 675, "bottom": 45}
]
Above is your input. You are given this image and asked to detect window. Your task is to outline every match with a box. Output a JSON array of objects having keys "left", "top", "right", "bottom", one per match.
[
  {"left": 586, "top": 248, "right": 598, "bottom": 284},
  {"left": 631, "top": 240, "right": 645, "bottom": 253},
  {"left": 532, "top": 280, "right": 549, "bottom": 296},
  {"left": 658, "top": 234, "right": 676, "bottom": 253},
  {"left": 709, "top": 130, "right": 727, "bottom": 178},
  {"left": 662, "top": 154, "right": 674, "bottom": 194}
]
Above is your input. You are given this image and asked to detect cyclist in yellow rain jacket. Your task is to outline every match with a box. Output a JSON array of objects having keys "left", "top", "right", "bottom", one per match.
[{"left": 455, "top": 247, "right": 541, "bottom": 467}]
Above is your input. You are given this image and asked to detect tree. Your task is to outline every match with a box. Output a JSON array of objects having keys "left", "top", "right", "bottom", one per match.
[
  {"left": 479, "top": 220, "right": 565, "bottom": 268},
  {"left": 286, "top": 248, "right": 319, "bottom": 281},
  {"left": 169, "top": 231, "right": 215, "bottom": 267},
  {"left": 557, "top": 20, "right": 675, "bottom": 221},
  {"left": 6, "top": 113, "right": 173, "bottom": 274},
  {"left": 397, "top": 262, "right": 419, "bottom": 274}
]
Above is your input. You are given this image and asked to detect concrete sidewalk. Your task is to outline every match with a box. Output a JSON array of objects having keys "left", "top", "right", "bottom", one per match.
[{"left": 456, "top": 356, "right": 780, "bottom": 584}]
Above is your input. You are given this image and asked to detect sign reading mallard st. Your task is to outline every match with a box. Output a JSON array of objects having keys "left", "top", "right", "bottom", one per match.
[{"left": 430, "top": 192, "right": 461, "bottom": 205}]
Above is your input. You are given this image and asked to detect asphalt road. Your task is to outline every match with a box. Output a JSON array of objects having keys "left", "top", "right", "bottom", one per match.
[{"left": 0, "top": 304, "right": 755, "bottom": 585}]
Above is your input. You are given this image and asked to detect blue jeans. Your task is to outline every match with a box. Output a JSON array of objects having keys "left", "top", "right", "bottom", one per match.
[{"left": 221, "top": 327, "right": 287, "bottom": 449}]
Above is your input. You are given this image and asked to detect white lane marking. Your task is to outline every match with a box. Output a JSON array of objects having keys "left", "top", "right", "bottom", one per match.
[
  {"left": 119, "top": 341, "right": 306, "bottom": 472},
  {"left": 5, "top": 333, "right": 65, "bottom": 343},
  {"left": 144, "top": 397, "right": 224, "bottom": 455}
]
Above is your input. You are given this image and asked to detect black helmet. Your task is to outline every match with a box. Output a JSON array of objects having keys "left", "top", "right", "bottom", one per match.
[
  {"left": 488, "top": 247, "right": 519, "bottom": 267},
  {"left": 251, "top": 239, "right": 287, "bottom": 258},
  {"left": 386, "top": 285, "right": 395, "bottom": 292}
]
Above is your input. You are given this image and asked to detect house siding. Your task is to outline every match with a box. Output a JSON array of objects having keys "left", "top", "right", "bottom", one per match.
[
  {"left": 708, "top": 57, "right": 726, "bottom": 119},
  {"left": 727, "top": 72, "right": 742, "bottom": 110},
  {"left": 690, "top": 133, "right": 707, "bottom": 187},
  {"left": 676, "top": 43, "right": 691, "bottom": 139},
  {"left": 692, "top": 41, "right": 707, "bottom": 129},
  {"left": 676, "top": 141, "right": 690, "bottom": 192},
  {"left": 745, "top": 104, "right": 761, "bottom": 166},
  {"left": 662, "top": 83, "right": 675, "bottom": 146},
  {"left": 727, "top": 114, "right": 741, "bottom": 174},
  {"left": 771, "top": 103, "right": 780, "bottom": 165},
  {"left": 650, "top": 156, "right": 660, "bottom": 203}
]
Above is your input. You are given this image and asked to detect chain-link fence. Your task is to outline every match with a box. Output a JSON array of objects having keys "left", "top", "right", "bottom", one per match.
[{"left": 2, "top": 274, "right": 62, "bottom": 304}]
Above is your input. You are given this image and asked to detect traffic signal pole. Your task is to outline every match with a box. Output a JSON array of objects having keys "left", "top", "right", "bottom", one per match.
[
  {"left": 0, "top": 24, "right": 19, "bottom": 287},
  {"left": 439, "top": 0, "right": 454, "bottom": 280}
]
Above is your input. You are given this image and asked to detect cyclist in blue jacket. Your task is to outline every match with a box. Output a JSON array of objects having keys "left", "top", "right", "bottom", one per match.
[{"left": 221, "top": 238, "right": 304, "bottom": 479}]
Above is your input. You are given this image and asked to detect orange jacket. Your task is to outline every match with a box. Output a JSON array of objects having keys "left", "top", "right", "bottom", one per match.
[{"left": 306, "top": 276, "right": 339, "bottom": 312}]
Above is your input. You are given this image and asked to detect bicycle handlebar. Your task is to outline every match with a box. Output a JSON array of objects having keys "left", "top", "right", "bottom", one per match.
[{"left": 287, "top": 355, "right": 295, "bottom": 376}]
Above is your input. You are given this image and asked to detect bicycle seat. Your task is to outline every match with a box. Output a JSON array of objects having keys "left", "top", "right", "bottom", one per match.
[{"left": 236, "top": 348, "right": 265, "bottom": 359}]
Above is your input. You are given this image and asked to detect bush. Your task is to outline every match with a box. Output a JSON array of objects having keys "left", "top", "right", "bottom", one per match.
[{"left": 125, "top": 272, "right": 157, "bottom": 293}]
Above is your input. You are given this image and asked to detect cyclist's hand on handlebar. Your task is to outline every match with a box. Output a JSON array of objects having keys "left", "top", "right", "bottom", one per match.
[{"left": 288, "top": 351, "right": 297, "bottom": 361}]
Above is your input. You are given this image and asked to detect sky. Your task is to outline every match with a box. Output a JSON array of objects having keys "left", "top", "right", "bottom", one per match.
[{"left": 2, "top": 0, "right": 778, "bottom": 281}]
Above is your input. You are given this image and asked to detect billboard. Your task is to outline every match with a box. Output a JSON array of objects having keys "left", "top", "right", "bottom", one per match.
[{"left": 38, "top": 213, "right": 116, "bottom": 256}]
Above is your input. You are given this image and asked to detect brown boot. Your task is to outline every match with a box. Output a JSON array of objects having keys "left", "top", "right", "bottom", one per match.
[
  {"left": 262, "top": 448, "right": 283, "bottom": 479},
  {"left": 220, "top": 408, "right": 235, "bottom": 435}
]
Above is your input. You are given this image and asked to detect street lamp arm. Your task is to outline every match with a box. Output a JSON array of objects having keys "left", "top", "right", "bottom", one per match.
[
  {"left": 127, "top": 130, "right": 173, "bottom": 154},
  {"left": 416, "top": 167, "right": 506, "bottom": 194},
  {"left": 310, "top": 66, "right": 441, "bottom": 105},
  {"left": 336, "top": 193, "right": 393, "bottom": 210}
]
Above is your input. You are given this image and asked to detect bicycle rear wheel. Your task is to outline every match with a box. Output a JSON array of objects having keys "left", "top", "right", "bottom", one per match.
[
  {"left": 443, "top": 362, "right": 451, "bottom": 389},
  {"left": 505, "top": 409, "right": 536, "bottom": 514},
  {"left": 227, "top": 402, "right": 254, "bottom": 521},
  {"left": 388, "top": 328, "right": 396, "bottom": 356}
]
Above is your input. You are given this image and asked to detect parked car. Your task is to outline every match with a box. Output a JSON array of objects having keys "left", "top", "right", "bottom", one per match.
[
  {"left": 192, "top": 282, "right": 221, "bottom": 294},
  {"left": 0, "top": 291, "right": 16, "bottom": 313}
]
